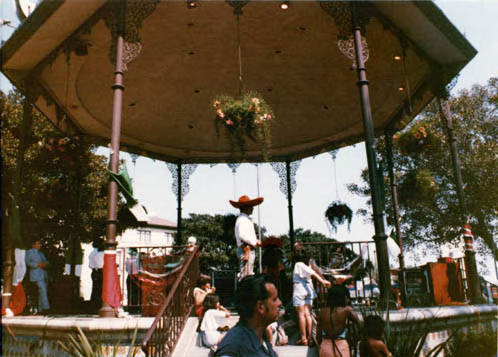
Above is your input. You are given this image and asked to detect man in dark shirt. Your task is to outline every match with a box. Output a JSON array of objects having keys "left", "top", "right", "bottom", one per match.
[{"left": 215, "top": 274, "right": 281, "bottom": 357}]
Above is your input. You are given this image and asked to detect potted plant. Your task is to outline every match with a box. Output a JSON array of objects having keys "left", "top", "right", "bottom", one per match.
[
  {"left": 213, "top": 91, "right": 273, "bottom": 160},
  {"left": 396, "top": 122, "right": 440, "bottom": 155},
  {"left": 325, "top": 201, "right": 353, "bottom": 232}
]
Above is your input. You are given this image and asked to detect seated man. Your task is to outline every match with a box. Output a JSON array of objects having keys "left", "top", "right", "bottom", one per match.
[{"left": 215, "top": 274, "right": 281, "bottom": 357}]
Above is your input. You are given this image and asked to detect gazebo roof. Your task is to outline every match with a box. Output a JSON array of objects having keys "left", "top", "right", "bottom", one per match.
[{"left": 1, "top": 0, "right": 475, "bottom": 163}]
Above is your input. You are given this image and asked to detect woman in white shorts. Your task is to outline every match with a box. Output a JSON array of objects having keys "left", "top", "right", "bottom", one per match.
[{"left": 293, "top": 251, "right": 331, "bottom": 346}]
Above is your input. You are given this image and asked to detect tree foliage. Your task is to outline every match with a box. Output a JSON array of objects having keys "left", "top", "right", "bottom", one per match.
[
  {"left": 181, "top": 213, "right": 267, "bottom": 272},
  {"left": 348, "top": 78, "right": 497, "bottom": 259},
  {"left": 1, "top": 90, "right": 125, "bottom": 255}
]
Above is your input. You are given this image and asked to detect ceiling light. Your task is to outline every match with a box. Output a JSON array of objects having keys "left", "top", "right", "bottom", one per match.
[
  {"left": 398, "top": 86, "right": 405, "bottom": 92},
  {"left": 394, "top": 55, "right": 402, "bottom": 61},
  {"left": 187, "top": 1, "right": 197, "bottom": 9},
  {"left": 280, "top": 1, "right": 289, "bottom": 10}
]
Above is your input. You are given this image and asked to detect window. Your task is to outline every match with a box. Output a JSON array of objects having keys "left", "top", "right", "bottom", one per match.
[{"left": 138, "top": 229, "right": 151, "bottom": 243}]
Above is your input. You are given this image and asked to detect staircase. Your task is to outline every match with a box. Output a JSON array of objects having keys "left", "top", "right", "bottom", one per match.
[{"left": 172, "top": 315, "right": 319, "bottom": 357}]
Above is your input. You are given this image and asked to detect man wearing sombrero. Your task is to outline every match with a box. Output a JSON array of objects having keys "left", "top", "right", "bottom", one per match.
[{"left": 230, "top": 195, "right": 264, "bottom": 280}]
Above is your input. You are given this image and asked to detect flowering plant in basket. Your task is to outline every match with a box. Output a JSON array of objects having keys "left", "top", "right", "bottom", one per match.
[
  {"left": 395, "top": 122, "right": 440, "bottom": 155},
  {"left": 325, "top": 201, "right": 353, "bottom": 232},
  {"left": 213, "top": 91, "right": 273, "bottom": 160}
]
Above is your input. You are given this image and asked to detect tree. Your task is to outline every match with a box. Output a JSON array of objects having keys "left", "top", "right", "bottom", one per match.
[
  {"left": 1, "top": 90, "right": 128, "bottom": 267},
  {"left": 348, "top": 78, "right": 497, "bottom": 259},
  {"left": 181, "top": 213, "right": 267, "bottom": 272}
]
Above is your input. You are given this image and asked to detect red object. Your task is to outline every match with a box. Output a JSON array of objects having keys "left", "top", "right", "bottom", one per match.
[
  {"left": 463, "top": 224, "right": 474, "bottom": 251},
  {"left": 1, "top": 283, "right": 26, "bottom": 316},
  {"left": 195, "top": 306, "right": 204, "bottom": 318},
  {"left": 428, "top": 262, "right": 465, "bottom": 305},
  {"left": 438, "top": 257, "right": 453, "bottom": 263},
  {"left": 102, "top": 253, "right": 122, "bottom": 310},
  {"left": 261, "top": 237, "right": 283, "bottom": 248},
  {"left": 229, "top": 195, "right": 264, "bottom": 208}
]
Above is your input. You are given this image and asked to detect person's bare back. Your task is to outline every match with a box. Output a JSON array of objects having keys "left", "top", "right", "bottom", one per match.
[
  {"left": 318, "top": 306, "right": 354, "bottom": 338},
  {"left": 359, "top": 338, "right": 391, "bottom": 357}
]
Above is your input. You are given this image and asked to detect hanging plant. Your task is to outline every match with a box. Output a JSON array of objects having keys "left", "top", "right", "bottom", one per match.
[
  {"left": 396, "top": 122, "right": 440, "bottom": 155},
  {"left": 399, "top": 168, "right": 437, "bottom": 203},
  {"left": 213, "top": 91, "right": 273, "bottom": 160},
  {"left": 325, "top": 201, "right": 353, "bottom": 232}
]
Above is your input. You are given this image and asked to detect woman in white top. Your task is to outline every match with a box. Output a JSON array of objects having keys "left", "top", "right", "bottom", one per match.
[
  {"left": 199, "top": 294, "right": 230, "bottom": 348},
  {"left": 293, "top": 251, "right": 331, "bottom": 346}
]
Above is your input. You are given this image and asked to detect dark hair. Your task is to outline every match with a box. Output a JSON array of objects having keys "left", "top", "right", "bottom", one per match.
[
  {"left": 203, "top": 294, "right": 220, "bottom": 311},
  {"left": 295, "top": 250, "right": 310, "bottom": 264},
  {"left": 327, "top": 285, "right": 349, "bottom": 308},
  {"left": 197, "top": 274, "right": 211, "bottom": 288},
  {"left": 235, "top": 274, "right": 274, "bottom": 320},
  {"left": 363, "top": 315, "right": 385, "bottom": 340},
  {"left": 262, "top": 247, "right": 283, "bottom": 269}
]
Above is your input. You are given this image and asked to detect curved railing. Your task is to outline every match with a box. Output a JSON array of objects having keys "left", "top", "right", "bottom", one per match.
[{"left": 141, "top": 246, "right": 199, "bottom": 356}]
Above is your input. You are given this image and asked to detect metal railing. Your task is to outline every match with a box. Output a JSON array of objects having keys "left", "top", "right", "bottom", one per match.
[
  {"left": 116, "top": 245, "right": 189, "bottom": 313},
  {"left": 141, "top": 246, "right": 199, "bottom": 356},
  {"left": 298, "top": 241, "right": 379, "bottom": 306}
]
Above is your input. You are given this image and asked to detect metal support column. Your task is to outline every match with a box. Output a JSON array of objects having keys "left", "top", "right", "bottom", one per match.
[
  {"left": 286, "top": 160, "right": 295, "bottom": 260},
  {"left": 385, "top": 130, "right": 407, "bottom": 305},
  {"left": 100, "top": 0, "right": 126, "bottom": 317},
  {"left": 438, "top": 97, "right": 482, "bottom": 304},
  {"left": 351, "top": 4, "right": 390, "bottom": 304},
  {"left": 177, "top": 162, "right": 183, "bottom": 243}
]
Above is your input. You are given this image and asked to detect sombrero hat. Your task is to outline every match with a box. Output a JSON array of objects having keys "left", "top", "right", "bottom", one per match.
[{"left": 229, "top": 195, "right": 264, "bottom": 208}]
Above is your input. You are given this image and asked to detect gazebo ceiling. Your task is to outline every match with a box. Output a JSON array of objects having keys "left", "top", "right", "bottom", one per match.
[{"left": 1, "top": 0, "right": 476, "bottom": 163}]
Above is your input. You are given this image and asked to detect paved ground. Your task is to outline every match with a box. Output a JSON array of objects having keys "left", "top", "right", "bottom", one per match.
[{"left": 173, "top": 316, "right": 319, "bottom": 357}]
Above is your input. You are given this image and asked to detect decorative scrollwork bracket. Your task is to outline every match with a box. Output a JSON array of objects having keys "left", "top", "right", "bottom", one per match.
[
  {"left": 166, "top": 163, "right": 198, "bottom": 201},
  {"left": 320, "top": 1, "right": 371, "bottom": 68},
  {"left": 270, "top": 161, "right": 301, "bottom": 197},
  {"left": 105, "top": 0, "right": 160, "bottom": 71}
]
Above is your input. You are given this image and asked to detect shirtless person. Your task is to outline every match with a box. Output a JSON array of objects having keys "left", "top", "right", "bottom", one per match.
[{"left": 317, "top": 285, "right": 359, "bottom": 357}]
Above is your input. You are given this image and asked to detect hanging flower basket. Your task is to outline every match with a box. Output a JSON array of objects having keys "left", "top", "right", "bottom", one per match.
[
  {"left": 399, "top": 168, "right": 438, "bottom": 203},
  {"left": 213, "top": 91, "right": 273, "bottom": 160},
  {"left": 396, "top": 122, "right": 440, "bottom": 155},
  {"left": 325, "top": 201, "right": 353, "bottom": 232}
]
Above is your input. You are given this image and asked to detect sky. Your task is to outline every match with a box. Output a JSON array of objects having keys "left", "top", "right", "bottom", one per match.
[{"left": 1, "top": 0, "right": 497, "bottom": 273}]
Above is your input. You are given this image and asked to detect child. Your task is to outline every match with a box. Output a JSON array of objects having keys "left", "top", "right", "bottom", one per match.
[
  {"left": 199, "top": 294, "right": 230, "bottom": 349},
  {"left": 359, "top": 315, "right": 392, "bottom": 357}
]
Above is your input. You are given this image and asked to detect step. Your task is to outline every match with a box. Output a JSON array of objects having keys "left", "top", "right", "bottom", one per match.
[{"left": 172, "top": 316, "right": 318, "bottom": 357}]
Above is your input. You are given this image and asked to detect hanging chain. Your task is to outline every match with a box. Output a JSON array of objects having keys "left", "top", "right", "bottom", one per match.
[
  {"left": 401, "top": 45, "right": 413, "bottom": 115},
  {"left": 333, "top": 157, "right": 340, "bottom": 200},
  {"left": 236, "top": 13, "right": 243, "bottom": 97}
]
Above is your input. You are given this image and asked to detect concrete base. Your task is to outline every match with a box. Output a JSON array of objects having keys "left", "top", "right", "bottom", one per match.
[
  {"left": 2, "top": 305, "right": 497, "bottom": 356},
  {"left": 2, "top": 314, "right": 154, "bottom": 356}
]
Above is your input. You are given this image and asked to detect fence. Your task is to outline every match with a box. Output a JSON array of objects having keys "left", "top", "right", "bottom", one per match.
[
  {"left": 141, "top": 246, "right": 199, "bottom": 356},
  {"left": 116, "top": 245, "right": 192, "bottom": 314}
]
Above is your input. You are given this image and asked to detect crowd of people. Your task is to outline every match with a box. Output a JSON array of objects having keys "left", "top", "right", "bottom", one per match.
[
  {"left": 188, "top": 194, "right": 392, "bottom": 357},
  {"left": 6, "top": 193, "right": 392, "bottom": 357}
]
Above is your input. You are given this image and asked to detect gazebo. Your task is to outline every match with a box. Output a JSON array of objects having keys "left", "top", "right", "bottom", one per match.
[{"left": 1, "top": 0, "right": 480, "bottom": 319}]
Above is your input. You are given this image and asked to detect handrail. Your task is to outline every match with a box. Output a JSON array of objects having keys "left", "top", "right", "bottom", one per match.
[{"left": 141, "top": 246, "right": 199, "bottom": 356}]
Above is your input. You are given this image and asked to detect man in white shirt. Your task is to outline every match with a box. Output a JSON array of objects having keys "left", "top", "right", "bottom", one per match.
[
  {"left": 88, "top": 239, "right": 104, "bottom": 308},
  {"left": 229, "top": 195, "right": 264, "bottom": 280}
]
